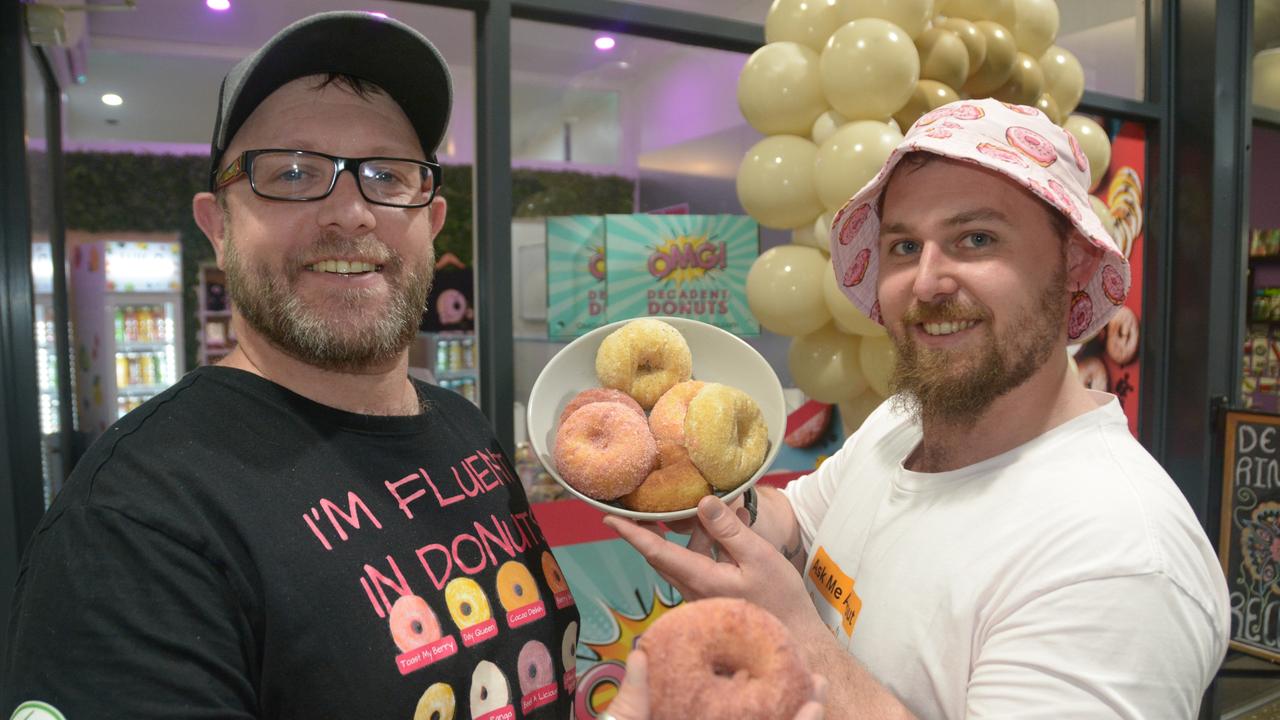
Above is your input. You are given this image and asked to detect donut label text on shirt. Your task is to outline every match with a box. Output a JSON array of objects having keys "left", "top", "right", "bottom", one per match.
[
  {"left": 808, "top": 546, "right": 862, "bottom": 637},
  {"left": 394, "top": 634, "right": 459, "bottom": 675}
]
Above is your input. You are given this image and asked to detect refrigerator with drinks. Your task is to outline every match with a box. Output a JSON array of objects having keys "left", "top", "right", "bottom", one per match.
[
  {"left": 32, "top": 241, "right": 66, "bottom": 499},
  {"left": 70, "top": 238, "right": 184, "bottom": 437}
]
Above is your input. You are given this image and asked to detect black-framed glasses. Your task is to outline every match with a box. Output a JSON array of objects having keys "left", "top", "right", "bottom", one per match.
[{"left": 214, "top": 149, "right": 442, "bottom": 208}]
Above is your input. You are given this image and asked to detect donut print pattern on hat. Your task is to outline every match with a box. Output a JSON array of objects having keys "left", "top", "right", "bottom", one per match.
[{"left": 827, "top": 97, "right": 1131, "bottom": 343}]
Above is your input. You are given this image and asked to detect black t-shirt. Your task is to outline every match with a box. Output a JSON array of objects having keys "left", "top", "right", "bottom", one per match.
[{"left": 2, "top": 367, "right": 580, "bottom": 719}]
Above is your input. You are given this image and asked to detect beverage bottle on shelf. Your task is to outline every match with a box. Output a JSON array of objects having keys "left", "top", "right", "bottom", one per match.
[
  {"left": 152, "top": 306, "right": 167, "bottom": 343},
  {"left": 462, "top": 338, "right": 474, "bottom": 369},
  {"left": 139, "top": 354, "right": 154, "bottom": 387},
  {"left": 114, "top": 307, "right": 125, "bottom": 344},
  {"left": 127, "top": 353, "right": 142, "bottom": 386},
  {"left": 137, "top": 307, "right": 153, "bottom": 343},
  {"left": 449, "top": 339, "right": 463, "bottom": 370},
  {"left": 436, "top": 338, "right": 449, "bottom": 372},
  {"left": 116, "top": 355, "right": 128, "bottom": 388},
  {"left": 123, "top": 307, "right": 138, "bottom": 343},
  {"left": 153, "top": 352, "right": 166, "bottom": 385}
]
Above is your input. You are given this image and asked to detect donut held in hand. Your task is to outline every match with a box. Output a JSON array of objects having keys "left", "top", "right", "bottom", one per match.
[
  {"left": 554, "top": 401, "right": 658, "bottom": 500},
  {"left": 559, "top": 387, "right": 645, "bottom": 427},
  {"left": 638, "top": 597, "right": 811, "bottom": 720},
  {"left": 684, "top": 383, "right": 769, "bottom": 491},
  {"left": 595, "top": 318, "right": 693, "bottom": 409}
]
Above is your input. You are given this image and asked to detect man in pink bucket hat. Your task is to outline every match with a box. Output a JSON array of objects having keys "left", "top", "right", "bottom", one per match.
[{"left": 607, "top": 98, "right": 1228, "bottom": 718}]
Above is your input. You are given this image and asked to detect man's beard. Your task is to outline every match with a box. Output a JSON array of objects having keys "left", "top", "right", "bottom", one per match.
[
  {"left": 889, "top": 262, "right": 1067, "bottom": 426},
  {"left": 223, "top": 229, "right": 433, "bottom": 373}
]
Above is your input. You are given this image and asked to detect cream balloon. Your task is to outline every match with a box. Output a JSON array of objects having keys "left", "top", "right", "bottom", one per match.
[
  {"left": 858, "top": 334, "right": 897, "bottom": 397},
  {"left": 788, "top": 325, "right": 869, "bottom": 403},
  {"left": 822, "top": 257, "right": 888, "bottom": 337},
  {"left": 894, "top": 80, "right": 960, "bottom": 130},
  {"left": 962, "top": 21, "right": 1017, "bottom": 97},
  {"left": 736, "top": 135, "right": 826, "bottom": 229},
  {"left": 820, "top": 18, "right": 921, "bottom": 121},
  {"left": 937, "top": 18, "right": 987, "bottom": 77},
  {"left": 765, "top": 0, "right": 845, "bottom": 53},
  {"left": 745, "top": 244, "right": 834, "bottom": 336},
  {"left": 837, "top": 389, "right": 885, "bottom": 435},
  {"left": 1088, "top": 195, "right": 1113, "bottom": 242},
  {"left": 738, "top": 42, "right": 830, "bottom": 136},
  {"left": 811, "top": 109, "right": 849, "bottom": 145},
  {"left": 814, "top": 120, "right": 904, "bottom": 211},
  {"left": 791, "top": 217, "right": 828, "bottom": 252},
  {"left": 814, "top": 210, "right": 836, "bottom": 250},
  {"left": 1063, "top": 114, "right": 1110, "bottom": 192},
  {"left": 1040, "top": 45, "right": 1085, "bottom": 116},
  {"left": 1034, "top": 92, "right": 1061, "bottom": 124},
  {"left": 938, "top": 0, "right": 1016, "bottom": 27},
  {"left": 1254, "top": 48, "right": 1280, "bottom": 111},
  {"left": 991, "top": 52, "right": 1044, "bottom": 105},
  {"left": 1012, "top": 0, "right": 1059, "bottom": 57},
  {"left": 838, "top": 0, "right": 933, "bottom": 39},
  {"left": 915, "top": 27, "right": 970, "bottom": 91}
]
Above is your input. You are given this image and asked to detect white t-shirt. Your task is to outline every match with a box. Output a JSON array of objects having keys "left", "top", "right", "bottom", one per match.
[{"left": 784, "top": 392, "right": 1229, "bottom": 719}]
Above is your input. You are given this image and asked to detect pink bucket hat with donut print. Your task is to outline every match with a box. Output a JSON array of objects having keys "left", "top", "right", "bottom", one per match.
[{"left": 828, "top": 97, "right": 1130, "bottom": 343}]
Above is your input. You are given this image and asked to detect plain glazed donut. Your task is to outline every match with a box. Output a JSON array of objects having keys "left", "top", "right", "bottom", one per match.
[
  {"left": 648, "top": 380, "right": 705, "bottom": 448},
  {"left": 684, "top": 383, "right": 769, "bottom": 491},
  {"left": 554, "top": 401, "right": 658, "bottom": 500},
  {"left": 558, "top": 387, "right": 645, "bottom": 427},
  {"left": 469, "top": 660, "right": 511, "bottom": 716},
  {"left": 638, "top": 598, "right": 811, "bottom": 720},
  {"left": 595, "top": 319, "right": 693, "bottom": 409}
]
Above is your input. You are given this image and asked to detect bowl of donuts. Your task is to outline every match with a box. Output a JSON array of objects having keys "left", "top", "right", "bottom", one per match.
[{"left": 527, "top": 317, "right": 786, "bottom": 521}]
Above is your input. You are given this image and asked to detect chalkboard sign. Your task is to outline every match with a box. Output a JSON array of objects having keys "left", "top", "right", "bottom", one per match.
[{"left": 1220, "top": 409, "right": 1280, "bottom": 662}]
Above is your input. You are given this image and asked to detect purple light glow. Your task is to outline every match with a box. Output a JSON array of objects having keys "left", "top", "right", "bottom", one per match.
[
  {"left": 206, "top": 0, "right": 231, "bottom": 11},
  {"left": 594, "top": 36, "right": 616, "bottom": 51}
]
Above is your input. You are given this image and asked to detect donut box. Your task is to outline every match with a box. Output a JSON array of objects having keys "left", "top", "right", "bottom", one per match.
[{"left": 527, "top": 317, "right": 786, "bottom": 522}]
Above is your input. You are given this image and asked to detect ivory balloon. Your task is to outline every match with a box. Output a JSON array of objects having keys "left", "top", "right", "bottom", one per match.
[
  {"left": 738, "top": 42, "right": 829, "bottom": 136},
  {"left": 788, "top": 325, "right": 869, "bottom": 403},
  {"left": 937, "top": 18, "right": 987, "bottom": 77},
  {"left": 938, "top": 0, "right": 1016, "bottom": 27},
  {"left": 838, "top": 0, "right": 933, "bottom": 39},
  {"left": 1040, "top": 45, "right": 1085, "bottom": 116},
  {"left": 1088, "top": 195, "right": 1114, "bottom": 242},
  {"left": 1063, "top": 114, "right": 1110, "bottom": 191},
  {"left": 736, "top": 135, "right": 826, "bottom": 229},
  {"left": 814, "top": 120, "right": 904, "bottom": 211},
  {"left": 792, "top": 218, "right": 828, "bottom": 252},
  {"left": 765, "top": 0, "right": 845, "bottom": 53},
  {"left": 916, "top": 27, "right": 971, "bottom": 91},
  {"left": 1035, "top": 92, "right": 1061, "bottom": 124},
  {"left": 814, "top": 210, "right": 836, "bottom": 250},
  {"left": 811, "top": 109, "right": 848, "bottom": 145},
  {"left": 838, "top": 389, "right": 885, "bottom": 435},
  {"left": 858, "top": 334, "right": 897, "bottom": 397},
  {"left": 962, "top": 21, "right": 1017, "bottom": 97},
  {"left": 822, "top": 257, "right": 888, "bottom": 336},
  {"left": 894, "top": 80, "right": 960, "bottom": 130},
  {"left": 991, "top": 52, "right": 1044, "bottom": 105},
  {"left": 1012, "top": 0, "right": 1059, "bottom": 57},
  {"left": 820, "top": 18, "right": 921, "bottom": 121},
  {"left": 745, "top": 244, "right": 834, "bottom": 336}
]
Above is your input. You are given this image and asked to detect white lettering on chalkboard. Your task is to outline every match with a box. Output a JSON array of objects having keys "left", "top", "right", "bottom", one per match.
[{"left": 1237, "top": 425, "right": 1280, "bottom": 489}]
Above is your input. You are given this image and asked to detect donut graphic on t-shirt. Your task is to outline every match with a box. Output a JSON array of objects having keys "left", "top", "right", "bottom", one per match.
[
  {"left": 414, "top": 682, "right": 456, "bottom": 720},
  {"left": 445, "top": 577, "right": 493, "bottom": 629},
  {"left": 389, "top": 594, "right": 443, "bottom": 652},
  {"left": 496, "top": 560, "right": 542, "bottom": 612},
  {"left": 470, "top": 660, "right": 511, "bottom": 718},
  {"left": 517, "top": 640, "right": 555, "bottom": 695}
]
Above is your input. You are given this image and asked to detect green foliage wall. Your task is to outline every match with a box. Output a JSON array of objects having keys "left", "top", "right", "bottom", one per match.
[{"left": 54, "top": 152, "right": 634, "bottom": 369}]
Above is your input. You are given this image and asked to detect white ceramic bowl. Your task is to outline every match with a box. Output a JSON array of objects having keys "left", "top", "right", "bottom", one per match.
[{"left": 526, "top": 316, "right": 786, "bottom": 521}]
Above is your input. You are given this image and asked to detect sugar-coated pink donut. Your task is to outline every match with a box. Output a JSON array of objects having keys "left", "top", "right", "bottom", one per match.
[
  {"left": 559, "top": 388, "right": 645, "bottom": 427},
  {"left": 648, "top": 381, "right": 705, "bottom": 449},
  {"left": 638, "top": 598, "right": 811, "bottom": 720},
  {"left": 554, "top": 401, "right": 658, "bottom": 500}
]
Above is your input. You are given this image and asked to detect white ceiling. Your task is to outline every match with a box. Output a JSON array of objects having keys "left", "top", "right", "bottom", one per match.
[{"left": 25, "top": 0, "right": 1151, "bottom": 160}]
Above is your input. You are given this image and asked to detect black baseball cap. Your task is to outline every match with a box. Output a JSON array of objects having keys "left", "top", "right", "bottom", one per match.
[{"left": 207, "top": 10, "right": 452, "bottom": 190}]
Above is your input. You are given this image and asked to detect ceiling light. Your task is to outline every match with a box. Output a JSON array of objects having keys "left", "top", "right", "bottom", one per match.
[
  {"left": 594, "top": 36, "right": 615, "bottom": 51},
  {"left": 101, "top": 93, "right": 123, "bottom": 106},
  {"left": 206, "top": 0, "right": 230, "bottom": 11}
]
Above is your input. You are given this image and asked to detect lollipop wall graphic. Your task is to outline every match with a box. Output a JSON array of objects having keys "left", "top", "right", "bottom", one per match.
[{"left": 738, "top": 0, "right": 1105, "bottom": 431}]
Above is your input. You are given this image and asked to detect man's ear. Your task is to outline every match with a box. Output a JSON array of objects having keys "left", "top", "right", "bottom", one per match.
[
  {"left": 1066, "top": 230, "right": 1104, "bottom": 289},
  {"left": 193, "top": 191, "right": 229, "bottom": 267},
  {"left": 427, "top": 195, "right": 448, "bottom": 243}
]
